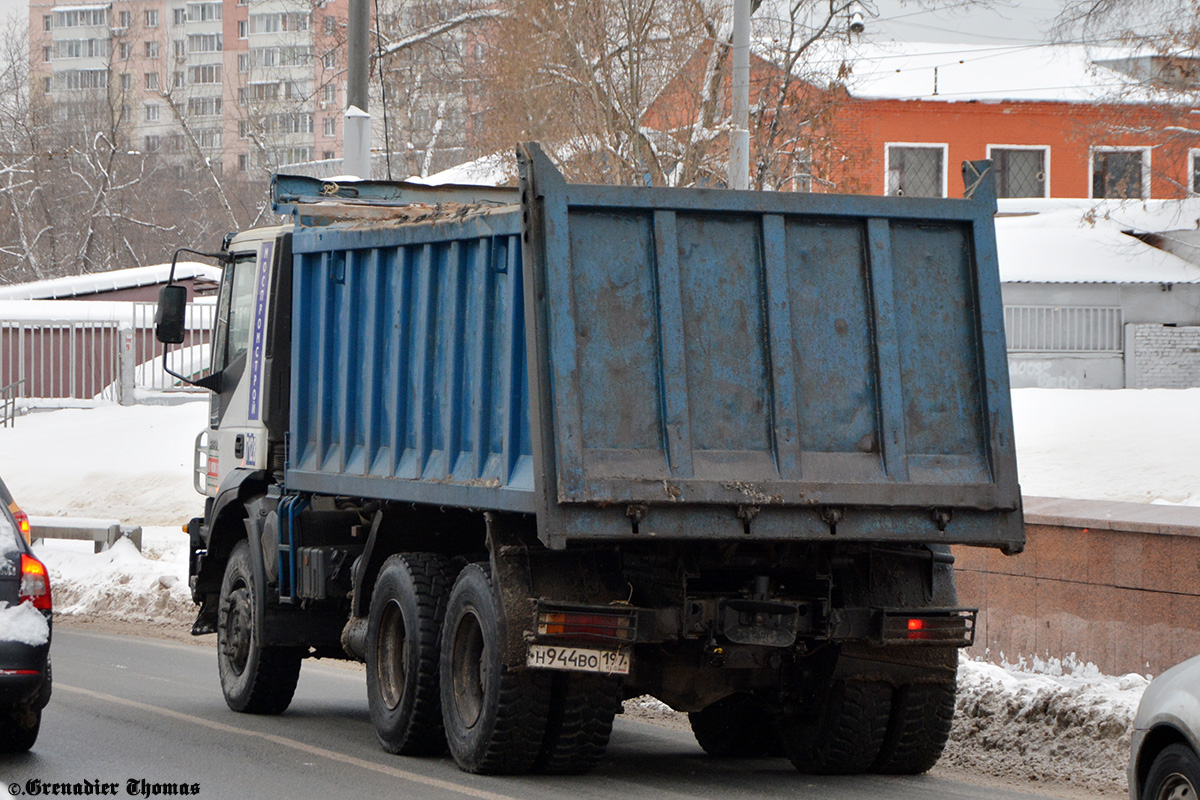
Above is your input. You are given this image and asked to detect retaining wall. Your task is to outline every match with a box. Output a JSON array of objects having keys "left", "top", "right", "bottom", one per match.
[{"left": 955, "top": 496, "right": 1200, "bottom": 676}]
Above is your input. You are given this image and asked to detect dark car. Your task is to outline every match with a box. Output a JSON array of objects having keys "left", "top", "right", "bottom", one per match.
[
  {"left": 0, "top": 500, "right": 52, "bottom": 752},
  {"left": 0, "top": 476, "right": 30, "bottom": 545}
]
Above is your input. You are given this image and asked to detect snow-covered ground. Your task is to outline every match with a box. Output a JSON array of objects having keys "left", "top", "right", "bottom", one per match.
[{"left": 0, "top": 388, "right": 1191, "bottom": 796}]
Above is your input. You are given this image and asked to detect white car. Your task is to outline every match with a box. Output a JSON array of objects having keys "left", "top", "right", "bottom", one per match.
[{"left": 1130, "top": 655, "right": 1200, "bottom": 800}]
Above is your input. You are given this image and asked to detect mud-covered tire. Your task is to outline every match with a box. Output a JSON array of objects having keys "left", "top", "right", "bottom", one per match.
[
  {"left": 780, "top": 680, "right": 892, "bottom": 774},
  {"left": 873, "top": 680, "right": 956, "bottom": 774},
  {"left": 217, "top": 541, "right": 303, "bottom": 714},
  {"left": 689, "top": 693, "right": 783, "bottom": 758},
  {"left": 537, "top": 673, "right": 622, "bottom": 774},
  {"left": 366, "top": 553, "right": 453, "bottom": 755},
  {"left": 440, "top": 564, "right": 551, "bottom": 774},
  {"left": 0, "top": 705, "right": 40, "bottom": 752}
]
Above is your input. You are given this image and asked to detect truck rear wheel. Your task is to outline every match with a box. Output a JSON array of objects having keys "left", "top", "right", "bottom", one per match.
[
  {"left": 440, "top": 564, "right": 551, "bottom": 774},
  {"left": 366, "top": 553, "right": 453, "bottom": 755},
  {"left": 217, "top": 541, "right": 303, "bottom": 714},
  {"left": 873, "top": 679, "right": 957, "bottom": 774},
  {"left": 780, "top": 680, "right": 891, "bottom": 774},
  {"left": 689, "top": 693, "right": 783, "bottom": 758},
  {"left": 537, "top": 673, "right": 623, "bottom": 773}
]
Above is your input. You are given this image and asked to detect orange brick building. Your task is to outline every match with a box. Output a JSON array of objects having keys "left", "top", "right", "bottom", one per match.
[{"left": 652, "top": 41, "right": 1200, "bottom": 200}]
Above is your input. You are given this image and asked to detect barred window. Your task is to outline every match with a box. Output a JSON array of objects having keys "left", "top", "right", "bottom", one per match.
[
  {"left": 990, "top": 147, "right": 1047, "bottom": 198},
  {"left": 1092, "top": 148, "right": 1148, "bottom": 199},
  {"left": 886, "top": 145, "right": 945, "bottom": 198}
]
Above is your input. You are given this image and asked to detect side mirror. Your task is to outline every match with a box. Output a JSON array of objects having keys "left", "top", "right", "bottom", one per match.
[{"left": 155, "top": 284, "right": 188, "bottom": 344}]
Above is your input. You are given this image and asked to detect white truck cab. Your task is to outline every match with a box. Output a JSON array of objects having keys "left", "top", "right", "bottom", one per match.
[{"left": 191, "top": 225, "right": 291, "bottom": 496}]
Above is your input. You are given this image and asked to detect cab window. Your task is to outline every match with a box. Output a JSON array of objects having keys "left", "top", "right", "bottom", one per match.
[{"left": 212, "top": 253, "right": 258, "bottom": 373}]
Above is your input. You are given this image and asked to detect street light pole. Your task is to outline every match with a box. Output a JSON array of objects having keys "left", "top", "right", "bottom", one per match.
[
  {"left": 728, "top": 0, "right": 750, "bottom": 190},
  {"left": 343, "top": 0, "right": 371, "bottom": 178}
]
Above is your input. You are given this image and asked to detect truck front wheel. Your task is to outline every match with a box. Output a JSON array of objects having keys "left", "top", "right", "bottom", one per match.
[
  {"left": 366, "top": 553, "right": 453, "bottom": 755},
  {"left": 439, "top": 564, "right": 551, "bottom": 774},
  {"left": 217, "top": 541, "right": 302, "bottom": 714}
]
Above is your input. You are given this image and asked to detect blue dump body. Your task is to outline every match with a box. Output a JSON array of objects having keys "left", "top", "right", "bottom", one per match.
[{"left": 279, "top": 145, "right": 1023, "bottom": 552}]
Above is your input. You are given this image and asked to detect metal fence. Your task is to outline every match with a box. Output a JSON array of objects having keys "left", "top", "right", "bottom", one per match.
[
  {"left": 0, "top": 302, "right": 214, "bottom": 404},
  {"left": 1004, "top": 305, "right": 1124, "bottom": 353},
  {"left": 1, "top": 379, "right": 23, "bottom": 427}
]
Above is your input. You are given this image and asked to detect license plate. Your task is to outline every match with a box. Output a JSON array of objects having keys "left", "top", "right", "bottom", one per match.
[{"left": 526, "top": 644, "right": 631, "bottom": 675}]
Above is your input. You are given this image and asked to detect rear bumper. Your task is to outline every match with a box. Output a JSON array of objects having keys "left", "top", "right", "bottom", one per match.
[{"left": 0, "top": 640, "right": 50, "bottom": 707}]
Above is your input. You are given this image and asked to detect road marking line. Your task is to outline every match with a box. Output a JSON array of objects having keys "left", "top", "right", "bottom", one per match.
[{"left": 57, "top": 683, "right": 520, "bottom": 800}]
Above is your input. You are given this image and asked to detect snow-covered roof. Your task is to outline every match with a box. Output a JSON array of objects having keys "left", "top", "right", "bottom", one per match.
[
  {"left": 802, "top": 40, "right": 1175, "bottom": 104},
  {"left": 0, "top": 262, "right": 221, "bottom": 300},
  {"left": 996, "top": 198, "right": 1200, "bottom": 284},
  {"left": 408, "top": 153, "right": 516, "bottom": 187}
]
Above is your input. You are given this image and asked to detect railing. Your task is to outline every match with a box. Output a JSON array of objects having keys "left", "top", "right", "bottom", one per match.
[
  {"left": 1, "top": 378, "right": 23, "bottom": 427},
  {"left": 1004, "top": 305, "right": 1124, "bottom": 353},
  {"left": 0, "top": 301, "right": 214, "bottom": 404}
]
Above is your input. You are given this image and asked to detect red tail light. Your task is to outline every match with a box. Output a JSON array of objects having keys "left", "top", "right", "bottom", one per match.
[
  {"left": 12, "top": 508, "right": 31, "bottom": 544},
  {"left": 19, "top": 553, "right": 52, "bottom": 612}
]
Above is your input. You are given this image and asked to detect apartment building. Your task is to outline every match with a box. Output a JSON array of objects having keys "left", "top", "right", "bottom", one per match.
[{"left": 29, "top": 0, "right": 350, "bottom": 176}]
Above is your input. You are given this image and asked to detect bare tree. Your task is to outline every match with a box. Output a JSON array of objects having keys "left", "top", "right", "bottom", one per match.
[{"left": 1053, "top": 0, "right": 1200, "bottom": 197}]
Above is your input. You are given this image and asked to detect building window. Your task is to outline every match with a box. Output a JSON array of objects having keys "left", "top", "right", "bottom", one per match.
[
  {"left": 118, "top": 10, "right": 131, "bottom": 28},
  {"left": 237, "top": 87, "right": 247, "bottom": 106},
  {"left": 42, "top": 76, "right": 51, "bottom": 93},
  {"left": 173, "top": 39, "right": 185, "bottom": 58},
  {"left": 238, "top": 53, "right": 250, "bottom": 72},
  {"left": 43, "top": 14, "right": 51, "bottom": 31},
  {"left": 144, "top": 103, "right": 160, "bottom": 121},
  {"left": 322, "top": 150, "right": 335, "bottom": 161},
  {"left": 988, "top": 146, "right": 1048, "bottom": 198},
  {"left": 323, "top": 83, "right": 336, "bottom": 105},
  {"left": 118, "top": 41, "right": 131, "bottom": 59},
  {"left": 323, "top": 15, "right": 336, "bottom": 35},
  {"left": 188, "top": 33, "right": 222, "bottom": 53},
  {"left": 120, "top": 73, "right": 131, "bottom": 91},
  {"left": 323, "top": 116, "right": 336, "bottom": 136},
  {"left": 173, "top": 8, "right": 187, "bottom": 25},
  {"left": 238, "top": 153, "right": 249, "bottom": 172},
  {"left": 1091, "top": 148, "right": 1148, "bottom": 199},
  {"left": 42, "top": 45, "right": 51, "bottom": 62},
  {"left": 145, "top": 41, "right": 160, "bottom": 58},
  {"left": 188, "top": 64, "right": 221, "bottom": 84},
  {"left": 145, "top": 9, "right": 159, "bottom": 27},
  {"left": 174, "top": 71, "right": 184, "bottom": 88},
  {"left": 144, "top": 135, "right": 160, "bottom": 152},
  {"left": 187, "top": 96, "right": 222, "bottom": 116},
  {"left": 188, "top": 3, "right": 221, "bottom": 22},
  {"left": 145, "top": 72, "right": 159, "bottom": 90},
  {"left": 1190, "top": 150, "right": 1200, "bottom": 195},
  {"left": 885, "top": 144, "right": 946, "bottom": 198},
  {"left": 238, "top": 20, "right": 247, "bottom": 38},
  {"left": 322, "top": 51, "right": 335, "bottom": 69}
]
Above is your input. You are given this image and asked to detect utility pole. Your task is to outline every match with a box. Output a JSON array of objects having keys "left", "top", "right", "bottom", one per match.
[
  {"left": 343, "top": 0, "right": 371, "bottom": 179},
  {"left": 728, "top": 0, "right": 750, "bottom": 190}
]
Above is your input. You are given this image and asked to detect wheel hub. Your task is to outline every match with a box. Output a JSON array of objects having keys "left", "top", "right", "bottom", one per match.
[{"left": 220, "top": 584, "right": 252, "bottom": 675}]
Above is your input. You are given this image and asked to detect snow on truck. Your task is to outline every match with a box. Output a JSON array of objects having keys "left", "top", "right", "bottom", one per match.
[{"left": 154, "top": 143, "right": 1023, "bottom": 776}]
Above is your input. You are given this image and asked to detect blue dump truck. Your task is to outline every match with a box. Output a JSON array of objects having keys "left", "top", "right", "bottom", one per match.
[{"left": 155, "top": 142, "right": 1023, "bottom": 776}]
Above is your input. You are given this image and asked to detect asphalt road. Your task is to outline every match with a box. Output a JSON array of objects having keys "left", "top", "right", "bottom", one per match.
[{"left": 0, "top": 630, "right": 1091, "bottom": 800}]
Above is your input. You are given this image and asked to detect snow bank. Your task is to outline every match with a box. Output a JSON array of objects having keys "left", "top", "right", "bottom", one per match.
[
  {"left": 947, "top": 654, "right": 1147, "bottom": 794},
  {"left": 36, "top": 529, "right": 195, "bottom": 626},
  {"left": 1012, "top": 388, "right": 1200, "bottom": 506},
  {"left": 0, "top": 601, "right": 50, "bottom": 646},
  {"left": 0, "top": 401, "right": 209, "bottom": 526}
]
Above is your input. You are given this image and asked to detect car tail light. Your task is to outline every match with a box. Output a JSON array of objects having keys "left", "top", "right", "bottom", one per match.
[
  {"left": 19, "top": 553, "right": 51, "bottom": 612},
  {"left": 12, "top": 508, "right": 31, "bottom": 545}
]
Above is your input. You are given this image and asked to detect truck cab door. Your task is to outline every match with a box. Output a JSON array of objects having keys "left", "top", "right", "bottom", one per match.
[{"left": 204, "top": 238, "right": 278, "bottom": 494}]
